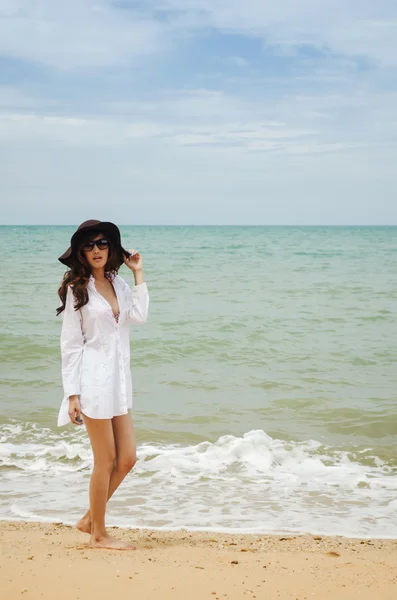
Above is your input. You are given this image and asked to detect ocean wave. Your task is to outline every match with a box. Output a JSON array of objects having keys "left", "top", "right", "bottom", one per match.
[{"left": 1, "top": 422, "right": 397, "bottom": 537}]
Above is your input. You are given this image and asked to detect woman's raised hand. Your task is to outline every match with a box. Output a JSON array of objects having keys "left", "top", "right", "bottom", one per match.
[{"left": 123, "top": 250, "right": 143, "bottom": 273}]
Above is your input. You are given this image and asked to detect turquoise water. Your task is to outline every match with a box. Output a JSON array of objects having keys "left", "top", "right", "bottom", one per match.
[{"left": 0, "top": 226, "right": 396, "bottom": 537}]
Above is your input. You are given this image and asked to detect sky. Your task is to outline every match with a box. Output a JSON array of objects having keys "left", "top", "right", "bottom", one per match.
[{"left": 0, "top": 0, "right": 397, "bottom": 225}]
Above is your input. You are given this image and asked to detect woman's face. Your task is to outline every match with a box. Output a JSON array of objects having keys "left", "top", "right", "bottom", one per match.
[{"left": 81, "top": 233, "right": 109, "bottom": 271}]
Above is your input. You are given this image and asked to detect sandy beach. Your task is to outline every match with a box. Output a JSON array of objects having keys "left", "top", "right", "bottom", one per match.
[{"left": 1, "top": 522, "right": 396, "bottom": 599}]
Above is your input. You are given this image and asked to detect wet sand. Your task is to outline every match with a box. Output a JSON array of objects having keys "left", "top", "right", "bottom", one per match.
[{"left": 1, "top": 521, "right": 396, "bottom": 599}]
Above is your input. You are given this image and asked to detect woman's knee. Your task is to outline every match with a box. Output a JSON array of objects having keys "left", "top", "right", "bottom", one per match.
[
  {"left": 116, "top": 453, "right": 136, "bottom": 475},
  {"left": 93, "top": 453, "right": 116, "bottom": 473}
]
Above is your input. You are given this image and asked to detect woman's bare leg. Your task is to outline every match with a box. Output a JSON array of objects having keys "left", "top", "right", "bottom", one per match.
[
  {"left": 82, "top": 413, "right": 135, "bottom": 550},
  {"left": 77, "top": 412, "right": 136, "bottom": 536}
]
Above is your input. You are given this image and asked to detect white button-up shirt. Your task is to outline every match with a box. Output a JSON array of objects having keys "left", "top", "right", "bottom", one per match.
[{"left": 57, "top": 274, "right": 149, "bottom": 427}]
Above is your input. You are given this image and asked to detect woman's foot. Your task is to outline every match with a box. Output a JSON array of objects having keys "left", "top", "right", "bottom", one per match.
[
  {"left": 88, "top": 534, "right": 136, "bottom": 550},
  {"left": 76, "top": 516, "right": 91, "bottom": 534}
]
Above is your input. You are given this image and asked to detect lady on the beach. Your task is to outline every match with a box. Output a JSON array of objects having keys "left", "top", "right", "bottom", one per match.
[{"left": 56, "top": 219, "right": 149, "bottom": 550}]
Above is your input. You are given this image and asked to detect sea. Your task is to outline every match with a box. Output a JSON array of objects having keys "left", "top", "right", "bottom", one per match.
[{"left": 0, "top": 225, "right": 396, "bottom": 538}]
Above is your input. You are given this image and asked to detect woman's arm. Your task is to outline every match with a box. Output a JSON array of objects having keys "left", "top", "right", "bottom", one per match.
[
  {"left": 133, "top": 268, "right": 145, "bottom": 286},
  {"left": 61, "top": 286, "right": 84, "bottom": 399},
  {"left": 121, "top": 252, "right": 149, "bottom": 324}
]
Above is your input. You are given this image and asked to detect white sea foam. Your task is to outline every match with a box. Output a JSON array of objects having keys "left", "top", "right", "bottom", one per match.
[{"left": 1, "top": 422, "right": 396, "bottom": 538}]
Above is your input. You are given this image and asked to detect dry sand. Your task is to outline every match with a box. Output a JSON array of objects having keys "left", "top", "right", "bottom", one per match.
[{"left": 1, "top": 521, "right": 396, "bottom": 599}]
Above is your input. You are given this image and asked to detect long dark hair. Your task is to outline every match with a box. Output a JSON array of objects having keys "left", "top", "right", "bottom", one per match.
[{"left": 56, "top": 231, "right": 119, "bottom": 316}]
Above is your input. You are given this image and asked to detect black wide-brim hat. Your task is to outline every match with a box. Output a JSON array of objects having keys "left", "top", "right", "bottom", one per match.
[{"left": 58, "top": 219, "right": 130, "bottom": 269}]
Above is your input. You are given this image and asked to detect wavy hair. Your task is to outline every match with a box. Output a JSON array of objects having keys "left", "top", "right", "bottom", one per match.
[{"left": 56, "top": 231, "right": 120, "bottom": 316}]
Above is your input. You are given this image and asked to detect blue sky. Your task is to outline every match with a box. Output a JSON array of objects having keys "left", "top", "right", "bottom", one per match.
[{"left": 0, "top": 0, "right": 397, "bottom": 224}]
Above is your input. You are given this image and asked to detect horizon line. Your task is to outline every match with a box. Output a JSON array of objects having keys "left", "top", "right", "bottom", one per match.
[
  {"left": 0, "top": 223, "right": 397, "bottom": 228},
  {"left": 1, "top": 224, "right": 397, "bottom": 228}
]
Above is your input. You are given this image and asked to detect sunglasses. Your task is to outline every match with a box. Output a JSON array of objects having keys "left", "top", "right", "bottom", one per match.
[{"left": 82, "top": 238, "right": 109, "bottom": 252}]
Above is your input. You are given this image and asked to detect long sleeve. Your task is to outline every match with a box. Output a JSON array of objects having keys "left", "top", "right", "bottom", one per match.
[
  {"left": 60, "top": 286, "right": 84, "bottom": 398},
  {"left": 121, "top": 279, "right": 149, "bottom": 324}
]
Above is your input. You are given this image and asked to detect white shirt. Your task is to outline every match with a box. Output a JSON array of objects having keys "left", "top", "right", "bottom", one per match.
[{"left": 57, "top": 274, "right": 149, "bottom": 427}]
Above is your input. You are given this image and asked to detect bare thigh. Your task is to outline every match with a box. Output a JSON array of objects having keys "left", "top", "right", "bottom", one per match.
[
  {"left": 83, "top": 414, "right": 116, "bottom": 465},
  {"left": 112, "top": 412, "right": 136, "bottom": 465}
]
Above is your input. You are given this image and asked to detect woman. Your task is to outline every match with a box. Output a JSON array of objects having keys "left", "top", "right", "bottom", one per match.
[{"left": 57, "top": 219, "right": 149, "bottom": 550}]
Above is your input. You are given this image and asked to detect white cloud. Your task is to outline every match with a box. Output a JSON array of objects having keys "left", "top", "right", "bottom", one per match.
[
  {"left": 0, "top": 0, "right": 164, "bottom": 69},
  {"left": 0, "top": 1, "right": 397, "bottom": 224},
  {"left": 1, "top": 132, "right": 396, "bottom": 225},
  {"left": 1, "top": 1, "right": 397, "bottom": 69},
  {"left": 228, "top": 56, "right": 249, "bottom": 67},
  {"left": 0, "top": 110, "right": 316, "bottom": 152},
  {"left": 150, "top": 0, "right": 397, "bottom": 66}
]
